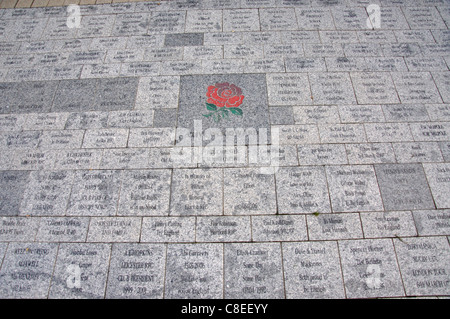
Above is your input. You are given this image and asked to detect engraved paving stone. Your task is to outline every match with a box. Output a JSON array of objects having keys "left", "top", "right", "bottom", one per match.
[
  {"left": 36, "top": 217, "right": 90, "bottom": 242},
  {"left": 423, "top": 163, "right": 450, "bottom": 209},
  {"left": 196, "top": 216, "right": 251, "bottom": 242},
  {"left": 141, "top": 217, "right": 196, "bottom": 243},
  {"left": 307, "top": 213, "right": 363, "bottom": 240},
  {"left": 413, "top": 210, "right": 450, "bottom": 236},
  {"left": 251, "top": 215, "right": 308, "bottom": 242},
  {"left": 0, "top": 217, "right": 39, "bottom": 242},
  {"left": 0, "top": 171, "right": 30, "bottom": 216}
]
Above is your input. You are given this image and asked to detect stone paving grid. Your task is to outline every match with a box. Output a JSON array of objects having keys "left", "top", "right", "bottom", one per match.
[{"left": 0, "top": 0, "right": 449, "bottom": 299}]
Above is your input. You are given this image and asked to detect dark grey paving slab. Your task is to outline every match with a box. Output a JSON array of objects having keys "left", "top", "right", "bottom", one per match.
[
  {"left": 224, "top": 243, "right": 284, "bottom": 299},
  {"left": 10, "top": 81, "right": 59, "bottom": 114},
  {"left": 0, "top": 242, "right": 58, "bottom": 299},
  {"left": 52, "top": 79, "right": 97, "bottom": 113},
  {"left": 106, "top": 243, "right": 165, "bottom": 299},
  {"left": 394, "top": 236, "right": 450, "bottom": 296},
  {"left": 49, "top": 243, "right": 111, "bottom": 299},
  {"left": 165, "top": 243, "right": 223, "bottom": 299},
  {"left": 374, "top": 163, "right": 435, "bottom": 211},
  {"left": 0, "top": 171, "right": 30, "bottom": 217},
  {"left": 164, "top": 33, "right": 204, "bottom": 47},
  {"left": 282, "top": 241, "right": 345, "bottom": 299},
  {"left": 95, "top": 77, "right": 138, "bottom": 111}
]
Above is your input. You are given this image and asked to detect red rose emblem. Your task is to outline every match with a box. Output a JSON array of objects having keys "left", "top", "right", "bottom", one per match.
[{"left": 206, "top": 82, "right": 244, "bottom": 108}]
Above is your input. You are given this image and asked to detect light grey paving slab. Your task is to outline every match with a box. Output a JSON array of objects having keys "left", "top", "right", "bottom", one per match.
[
  {"left": 382, "top": 43, "right": 422, "bottom": 57},
  {"left": 319, "top": 124, "right": 366, "bottom": 143},
  {"left": 283, "top": 241, "right": 345, "bottom": 299},
  {"left": 320, "top": 31, "right": 358, "bottom": 43},
  {"left": 339, "top": 238, "right": 405, "bottom": 298},
  {"left": 332, "top": 7, "right": 368, "bottom": 30},
  {"left": 309, "top": 72, "right": 357, "bottom": 105},
  {"left": 203, "top": 32, "right": 243, "bottom": 45},
  {"left": 244, "top": 58, "right": 285, "bottom": 73},
  {"left": 394, "top": 30, "right": 435, "bottom": 43},
  {"left": 393, "top": 142, "right": 444, "bottom": 163},
  {"left": 307, "top": 212, "right": 363, "bottom": 240},
  {"left": 147, "top": 147, "right": 196, "bottom": 169},
  {"left": 0, "top": 171, "right": 30, "bottom": 217},
  {"left": 402, "top": 7, "right": 447, "bottom": 29},
  {"left": 100, "top": 148, "right": 149, "bottom": 170},
  {"left": 65, "top": 112, "right": 108, "bottom": 130},
  {"left": 160, "top": 60, "right": 203, "bottom": 75},
  {"left": 351, "top": 72, "right": 399, "bottom": 105},
  {"left": 432, "top": 30, "right": 450, "bottom": 44},
  {"left": 87, "top": 217, "right": 142, "bottom": 243},
  {"left": 382, "top": 104, "right": 430, "bottom": 123},
  {"left": 439, "top": 141, "right": 450, "bottom": 161},
  {"left": 135, "top": 76, "right": 176, "bottom": 109},
  {"left": 338, "top": 105, "right": 385, "bottom": 123},
  {"left": 82, "top": 129, "right": 129, "bottom": 149},
  {"left": 91, "top": 37, "right": 128, "bottom": 50},
  {"left": 0, "top": 42, "right": 21, "bottom": 55},
  {"left": 377, "top": 6, "right": 409, "bottom": 29},
  {"left": 241, "top": 0, "right": 277, "bottom": 7},
  {"left": 394, "top": 236, "right": 450, "bottom": 296},
  {"left": 49, "top": 243, "right": 111, "bottom": 299},
  {"left": 413, "top": 210, "right": 450, "bottom": 236},
  {"left": 128, "top": 127, "right": 175, "bottom": 148},
  {"left": 293, "top": 105, "right": 339, "bottom": 124},
  {"left": 1, "top": 131, "right": 41, "bottom": 149},
  {"left": 9, "top": 149, "right": 55, "bottom": 171},
  {"left": 393, "top": 72, "right": 442, "bottom": 104},
  {"left": 105, "top": 49, "right": 144, "bottom": 64},
  {"left": 40, "top": 66, "right": 83, "bottom": 81},
  {"left": 325, "top": 57, "right": 369, "bottom": 72},
  {"left": 295, "top": 8, "right": 335, "bottom": 30},
  {"left": 170, "top": 168, "right": 223, "bottom": 216},
  {"left": 345, "top": 143, "right": 395, "bottom": 164},
  {"left": 141, "top": 216, "right": 195, "bottom": 243},
  {"left": 184, "top": 46, "right": 223, "bottom": 60},
  {"left": 361, "top": 211, "right": 417, "bottom": 238},
  {"left": 107, "top": 110, "right": 154, "bottom": 129},
  {"left": 67, "top": 170, "right": 121, "bottom": 217},
  {"left": 0, "top": 114, "right": 26, "bottom": 132},
  {"left": 406, "top": 57, "right": 448, "bottom": 72},
  {"left": 0, "top": 217, "right": 39, "bottom": 242},
  {"left": 223, "top": 168, "right": 276, "bottom": 215},
  {"left": 165, "top": 243, "right": 223, "bottom": 299},
  {"left": 276, "top": 124, "right": 320, "bottom": 144},
  {"left": 36, "top": 217, "right": 89, "bottom": 242},
  {"left": 366, "top": 57, "right": 408, "bottom": 72},
  {"left": 185, "top": 10, "right": 222, "bottom": 32},
  {"left": 106, "top": 243, "right": 165, "bottom": 299},
  {"left": 224, "top": 44, "right": 264, "bottom": 59},
  {"left": 52, "top": 39, "right": 93, "bottom": 52},
  {"left": 251, "top": 215, "right": 307, "bottom": 242},
  {"left": 259, "top": 8, "right": 298, "bottom": 31},
  {"left": 201, "top": 59, "right": 245, "bottom": 74},
  {"left": 224, "top": 243, "right": 284, "bottom": 299},
  {"left": 120, "top": 62, "right": 161, "bottom": 77},
  {"left": 23, "top": 113, "right": 69, "bottom": 131},
  {"left": 410, "top": 122, "right": 450, "bottom": 142},
  {"left": 67, "top": 51, "right": 106, "bottom": 65},
  {"left": 143, "top": 47, "right": 183, "bottom": 61},
  {"left": 112, "top": 13, "right": 151, "bottom": 36},
  {"left": 326, "top": 165, "right": 383, "bottom": 213},
  {"left": 0, "top": 242, "right": 58, "bottom": 299},
  {"left": 364, "top": 123, "right": 413, "bottom": 142},
  {"left": 7, "top": 18, "right": 48, "bottom": 42},
  {"left": 118, "top": 169, "right": 171, "bottom": 217},
  {"left": 196, "top": 216, "right": 251, "bottom": 242},
  {"left": 77, "top": 15, "right": 115, "bottom": 38},
  {"left": 374, "top": 163, "right": 435, "bottom": 211},
  {"left": 223, "top": 9, "right": 260, "bottom": 32},
  {"left": 282, "top": 30, "right": 320, "bottom": 43},
  {"left": 53, "top": 149, "right": 103, "bottom": 170},
  {"left": 38, "top": 130, "right": 84, "bottom": 150},
  {"left": 20, "top": 170, "right": 73, "bottom": 217},
  {"left": 275, "top": 166, "right": 331, "bottom": 214},
  {"left": 432, "top": 72, "right": 450, "bottom": 104},
  {"left": 344, "top": 43, "right": 383, "bottom": 57},
  {"left": 423, "top": 163, "right": 450, "bottom": 209},
  {"left": 297, "top": 144, "right": 348, "bottom": 165},
  {"left": 264, "top": 44, "right": 303, "bottom": 59},
  {"left": 243, "top": 32, "right": 282, "bottom": 45},
  {"left": 285, "top": 57, "right": 326, "bottom": 72},
  {"left": 304, "top": 43, "right": 344, "bottom": 57},
  {"left": 266, "top": 73, "right": 312, "bottom": 106},
  {"left": 357, "top": 30, "right": 396, "bottom": 43}
]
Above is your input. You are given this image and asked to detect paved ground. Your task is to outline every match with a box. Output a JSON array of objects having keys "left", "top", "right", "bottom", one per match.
[{"left": 0, "top": 0, "right": 449, "bottom": 299}]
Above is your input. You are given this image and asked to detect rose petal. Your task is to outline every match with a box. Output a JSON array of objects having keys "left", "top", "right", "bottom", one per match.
[
  {"left": 226, "top": 95, "right": 244, "bottom": 108},
  {"left": 207, "top": 97, "right": 225, "bottom": 107}
]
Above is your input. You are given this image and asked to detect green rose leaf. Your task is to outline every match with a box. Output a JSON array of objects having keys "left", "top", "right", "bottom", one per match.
[
  {"left": 206, "top": 103, "right": 217, "bottom": 111},
  {"left": 229, "top": 108, "right": 243, "bottom": 116}
]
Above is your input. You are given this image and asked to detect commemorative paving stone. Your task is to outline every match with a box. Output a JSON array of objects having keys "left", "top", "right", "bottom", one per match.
[
  {"left": 276, "top": 125, "right": 320, "bottom": 145},
  {"left": 100, "top": 148, "right": 150, "bottom": 170},
  {"left": 241, "top": 0, "right": 277, "bottom": 7},
  {"left": 0, "top": 243, "right": 58, "bottom": 299},
  {"left": 432, "top": 30, "right": 450, "bottom": 43},
  {"left": 223, "top": 9, "right": 260, "bottom": 32},
  {"left": 413, "top": 210, "right": 450, "bottom": 237},
  {"left": 432, "top": 73, "right": 450, "bottom": 104},
  {"left": 185, "top": 10, "right": 222, "bottom": 32},
  {"left": 319, "top": 124, "right": 366, "bottom": 143},
  {"left": 259, "top": 8, "right": 298, "bottom": 31},
  {"left": 118, "top": 169, "right": 171, "bottom": 217},
  {"left": 184, "top": 46, "right": 223, "bottom": 60},
  {"left": 421, "top": 44, "right": 450, "bottom": 57},
  {"left": 121, "top": 62, "right": 161, "bottom": 77},
  {"left": 91, "top": 37, "right": 128, "bottom": 50},
  {"left": 141, "top": 217, "right": 195, "bottom": 243},
  {"left": 53, "top": 39, "right": 92, "bottom": 52},
  {"left": 394, "top": 236, "right": 450, "bottom": 296},
  {"left": 394, "top": 30, "right": 435, "bottom": 43},
  {"left": 293, "top": 105, "right": 339, "bottom": 124},
  {"left": 112, "top": 13, "right": 151, "bottom": 36},
  {"left": 381, "top": 43, "right": 422, "bottom": 58},
  {"left": 332, "top": 7, "right": 368, "bottom": 30},
  {"left": 297, "top": 144, "right": 348, "bottom": 165},
  {"left": 410, "top": 122, "right": 450, "bottom": 142},
  {"left": 165, "top": 243, "right": 223, "bottom": 299},
  {"left": 393, "top": 142, "right": 444, "bottom": 163},
  {"left": 439, "top": 142, "right": 450, "bottom": 161},
  {"left": 326, "top": 165, "right": 383, "bottom": 213},
  {"left": 170, "top": 168, "right": 222, "bottom": 216},
  {"left": 325, "top": 57, "right": 369, "bottom": 72},
  {"left": 264, "top": 44, "right": 303, "bottom": 59},
  {"left": 378, "top": 7, "right": 409, "bottom": 29},
  {"left": 1, "top": 131, "right": 42, "bottom": 149},
  {"left": 343, "top": 43, "right": 383, "bottom": 57},
  {"left": 392, "top": 73, "right": 442, "bottom": 104},
  {"left": 0, "top": 242, "right": 6, "bottom": 261},
  {"left": 350, "top": 73, "right": 399, "bottom": 105},
  {"left": 11, "top": 81, "right": 59, "bottom": 114},
  {"left": 356, "top": 30, "right": 397, "bottom": 43},
  {"left": 107, "top": 110, "right": 154, "bottom": 129},
  {"left": 339, "top": 238, "right": 405, "bottom": 298},
  {"left": 106, "top": 243, "right": 165, "bottom": 299},
  {"left": 52, "top": 79, "right": 97, "bottom": 113},
  {"left": 282, "top": 241, "right": 345, "bottom": 299},
  {"left": 243, "top": 32, "right": 282, "bottom": 45},
  {"left": 426, "top": 105, "right": 450, "bottom": 122},
  {"left": 360, "top": 211, "right": 417, "bottom": 238},
  {"left": 275, "top": 166, "right": 331, "bottom": 214},
  {"left": 204, "top": 32, "right": 243, "bottom": 46},
  {"left": 48, "top": 243, "right": 111, "bottom": 299},
  {"left": 39, "top": 130, "right": 84, "bottom": 150},
  {"left": 135, "top": 76, "right": 180, "bottom": 109},
  {"left": 282, "top": 31, "right": 320, "bottom": 43},
  {"left": 374, "top": 163, "right": 435, "bottom": 211},
  {"left": 295, "top": 8, "right": 335, "bottom": 30},
  {"left": 53, "top": 149, "right": 103, "bottom": 170},
  {"left": 0, "top": 171, "right": 30, "bottom": 217},
  {"left": 65, "top": 112, "right": 108, "bottom": 130},
  {"left": 423, "top": 163, "right": 450, "bottom": 209},
  {"left": 148, "top": 11, "right": 186, "bottom": 34},
  {"left": 144, "top": 47, "right": 184, "bottom": 61},
  {"left": 224, "top": 243, "right": 284, "bottom": 299},
  {"left": 19, "top": 170, "right": 73, "bottom": 217},
  {"left": 364, "top": 123, "right": 413, "bottom": 143},
  {"left": 304, "top": 44, "right": 344, "bottom": 57},
  {"left": 266, "top": 73, "right": 312, "bottom": 106},
  {"left": 35, "top": 217, "right": 89, "bottom": 243},
  {"left": 196, "top": 216, "right": 251, "bottom": 242},
  {"left": 244, "top": 58, "right": 285, "bottom": 73},
  {"left": 320, "top": 31, "right": 358, "bottom": 43},
  {"left": 42, "top": 18, "right": 77, "bottom": 40},
  {"left": 147, "top": 147, "right": 196, "bottom": 169},
  {"left": 345, "top": 143, "right": 396, "bottom": 164},
  {"left": 0, "top": 114, "right": 26, "bottom": 131},
  {"left": 402, "top": 7, "right": 447, "bottom": 29},
  {"left": 251, "top": 215, "right": 307, "bottom": 242},
  {"left": 105, "top": 49, "right": 144, "bottom": 64},
  {"left": 128, "top": 128, "right": 175, "bottom": 148},
  {"left": 382, "top": 104, "right": 430, "bottom": 123},
  {"left": 309, "top": 73, "right": 357, "bottom": 105},
  {"left": 223, "top": 168, "right": 276, "bottom": 215},
  {"left": 224, "top": 44, "right": 264, "bottom": 59},
  {"left": 285, "top": 57, "right": 327, "bottom": 72},
  {"left": 307, "top": 213, "right": 363, "bottom": 240},
  {"left": 82, "top": 129, "right": 129, "bottom": 149},
  {"left": 406, "top": 57, "right": 448, "bottom": 72},
  {"left": 24, "top": 113, "right": 69, "bottom": 131},
  {"left": 95, "top": 77, "right": 138, "bottom": 112},
  {"left": 87, "top": 217, "right": 142, "bottom": 243},
  {"left": 77, "top": 15, "right": 115, "bottom": 38},
  {"left": 67, "top": 170, "right": 121, "bottom": 217},
  {"left": 9, "top": 149, "right": 55, "bottom": 171},
  {"left": 0, "top": 217, "right": 39, "bottom": 242}
]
